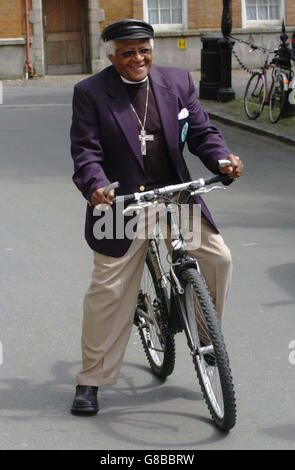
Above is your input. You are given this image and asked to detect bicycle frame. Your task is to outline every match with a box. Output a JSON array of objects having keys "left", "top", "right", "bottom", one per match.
[
  {"left": 260, "top": 52, "right": 291, "bottom": 104},
  {"left": 262, "top": 51, "right": 271, "bottom": 103},
  {"left": 146, "top": 199, "right": 203, "bottom": 344}
]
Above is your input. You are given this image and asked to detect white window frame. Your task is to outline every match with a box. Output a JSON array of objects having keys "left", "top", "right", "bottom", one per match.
[
  {"left": 242, "top": 0, "right": 285, "bottom": 29},
  {"left": 143, "top": 0, "right": 188, "bottom": 31}
]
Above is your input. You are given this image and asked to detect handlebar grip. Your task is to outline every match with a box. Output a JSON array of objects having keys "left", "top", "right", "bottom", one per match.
[
  {"left": 103, "top": 181, "right": 120, "bottom": 197},
  {"left": 112, "top": 194, "right": 136, "bottom": 205},
  {"left": 204, "top": 174, "right": 233, "bottom": 185}
]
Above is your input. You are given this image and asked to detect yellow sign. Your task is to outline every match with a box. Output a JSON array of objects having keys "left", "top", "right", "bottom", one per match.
[{"left": 178, "top": 38, "right": 187, "bottom": 50}]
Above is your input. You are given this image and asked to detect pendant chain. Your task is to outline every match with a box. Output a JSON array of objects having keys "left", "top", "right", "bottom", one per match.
[{"left": 130, "top": 78, "right": 150, "bottom": 131}]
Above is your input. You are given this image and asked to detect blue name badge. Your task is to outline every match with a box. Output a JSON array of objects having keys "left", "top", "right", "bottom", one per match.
[{"left": 181, "top": 122, "right": 189, "bottom": 142}]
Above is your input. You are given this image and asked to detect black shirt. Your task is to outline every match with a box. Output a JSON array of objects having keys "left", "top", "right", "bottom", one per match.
[{"left": 125, "top": 80, "right": 179, "bottom": 190}]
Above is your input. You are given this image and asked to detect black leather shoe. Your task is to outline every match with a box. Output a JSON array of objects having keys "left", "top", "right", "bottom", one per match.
[{"left": 71, "top": 385, "right": 99, "bottom": 416}]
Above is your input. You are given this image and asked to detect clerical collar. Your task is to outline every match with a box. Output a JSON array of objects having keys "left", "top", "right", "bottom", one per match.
[{"left": 120, "top": 76, "right": 148, "bottom": 85}]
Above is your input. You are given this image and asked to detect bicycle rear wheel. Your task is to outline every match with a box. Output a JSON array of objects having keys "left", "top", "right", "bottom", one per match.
[
  {"left": 268, "top": 73, "right": 286, "bottom": 123},
  {"left": 135, "top": 250, "right": 175, "bottom": 378},
  {"left": 244, "top": 72, "right": 265, "bottom": 119},
  {"left": 181, "top": 267, "right": 236, "bottom": 431}
]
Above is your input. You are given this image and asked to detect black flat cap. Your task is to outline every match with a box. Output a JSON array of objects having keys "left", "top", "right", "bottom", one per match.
[{"left": 101, "top": 19, "right": 154, "bottom": 42}]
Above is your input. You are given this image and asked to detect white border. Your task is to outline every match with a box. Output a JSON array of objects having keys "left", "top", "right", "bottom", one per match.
[{"left": 0, "top": 82, "right": 3, "bottom": 105}]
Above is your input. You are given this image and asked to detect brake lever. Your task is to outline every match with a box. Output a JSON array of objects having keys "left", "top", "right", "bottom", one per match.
[
  {"left": 123, "top": 205, "right": 143, "bottom": 216},
  {"left": 190, "top": 185, "right": 226, "bottom": 196},
  {"left": 123, "top": 202, "right": 154, "bottom": 216}
]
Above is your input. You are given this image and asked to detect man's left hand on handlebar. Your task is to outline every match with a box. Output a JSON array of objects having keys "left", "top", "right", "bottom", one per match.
[{"left": 219, "top": 154, "right": 244, "bottom": 179}]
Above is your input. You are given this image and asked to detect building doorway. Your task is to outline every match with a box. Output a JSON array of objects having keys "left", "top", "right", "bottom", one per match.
[{"left": 43, "top": 0, "right": 89, "bottom": 74}]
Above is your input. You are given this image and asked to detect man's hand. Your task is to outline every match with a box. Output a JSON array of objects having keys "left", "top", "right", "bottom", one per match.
[
  {"left": 219, "top": 154, "right": 244, "bottom": 179},
  {"left": 90, "top": 187, "right": 114, "bottom": 206}
]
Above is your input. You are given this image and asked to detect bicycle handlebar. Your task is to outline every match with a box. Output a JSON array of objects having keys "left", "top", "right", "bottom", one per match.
[{"left": 110, "top": 174, "right": 232, "bottom": 205}]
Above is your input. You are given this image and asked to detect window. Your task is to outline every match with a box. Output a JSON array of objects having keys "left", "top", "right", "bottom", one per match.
[
  {"left": 243, "top": 0, "right": 283, "bottom": 26},
  {"left": 144, "top": 0, "right": 187, "bottom": 30}
]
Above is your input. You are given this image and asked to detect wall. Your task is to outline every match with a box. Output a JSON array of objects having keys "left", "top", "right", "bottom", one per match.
[
  {"left": 99, "top": 0, "right": 133, "bottom": 30},
  {"left": 99, "top": 0, "right": 243, "bottom": 31},
  {"left": 0, "top": 0, "right": 33, "bottom": 38},
  {"left": 286, "top": 0, "right": 295, "bottom": 26},
  {"left": 0, "top": 0, "right": 295, "bottom": 78},
  {"left": 0, "top": 0, "right": 22, "bottom": 38},
  {"left": 0, "top": 0, "right": 29, "bottom": 77},
  {"left": 98, "top": 0, "right": 295, "bottom": 72}
]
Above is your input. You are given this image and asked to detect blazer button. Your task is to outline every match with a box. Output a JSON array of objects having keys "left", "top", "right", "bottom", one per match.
[{"left": 139, "top": 185, "right": 145, "bottom": 192}]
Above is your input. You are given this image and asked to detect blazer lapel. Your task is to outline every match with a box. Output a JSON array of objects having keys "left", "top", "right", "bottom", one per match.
[
  {"left": 149, "top": 66, "right": 179, "bottom": 159},
  {"left": 106, "top": 68, "right": 144, "bottom": 171}
]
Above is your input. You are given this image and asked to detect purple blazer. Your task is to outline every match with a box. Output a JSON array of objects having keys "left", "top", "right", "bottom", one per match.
[{"left": 70, "top": 64, "right": 230, "bottom": 257}]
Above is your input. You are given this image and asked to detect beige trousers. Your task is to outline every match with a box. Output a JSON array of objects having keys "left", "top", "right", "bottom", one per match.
[{"left": 76, "top": 216, "right": 232, "bottom": 387}]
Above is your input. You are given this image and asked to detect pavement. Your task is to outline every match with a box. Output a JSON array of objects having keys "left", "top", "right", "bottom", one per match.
[{"left": 2, "top": 67, "right": 295, "bottom": 147}]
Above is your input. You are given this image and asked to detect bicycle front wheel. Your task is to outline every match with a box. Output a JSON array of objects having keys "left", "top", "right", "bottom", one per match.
[
  {"left": 135, "top": 250, "right": 175, "bottom": 378},
  {"left": 181, "top": 268, "right": 236, "bottom": 431},
  {"left": 268, "top": 73, "right": 286, "bottom": 123},
  {"left": 244, "top": 72, "right": 265, "bottom": 119}
]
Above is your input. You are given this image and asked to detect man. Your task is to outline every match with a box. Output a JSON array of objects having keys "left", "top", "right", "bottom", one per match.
[{"left": 70, "top": 19, "right": 243, "bottom": 415}]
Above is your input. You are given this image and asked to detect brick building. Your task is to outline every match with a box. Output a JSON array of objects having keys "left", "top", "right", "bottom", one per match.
[{"left": 0, "top": 0, "right": 294, "bottom": 78}]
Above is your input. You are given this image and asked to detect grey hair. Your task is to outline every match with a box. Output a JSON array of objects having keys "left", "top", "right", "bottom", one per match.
[{"left": 104, "top": 38, "right": 154, "bottom": 57}]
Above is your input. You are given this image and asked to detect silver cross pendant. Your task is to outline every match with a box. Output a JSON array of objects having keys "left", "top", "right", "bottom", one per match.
[{"left": 139, "top": 128, "right": 154, "bottom": 156}]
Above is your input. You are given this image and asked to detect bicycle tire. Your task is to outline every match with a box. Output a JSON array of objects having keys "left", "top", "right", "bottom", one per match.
[
  {"left": 268, "top": 72, "right": 286, "bottom": 123},
  {"left": 136, "top": 250, "right": 175, "bottom": 378},
  {"left": 244, "top": 72, "right": 265, "bottom": 120},
  {"left": 180, "top": 267, "right": 236, "bottom": 431}
]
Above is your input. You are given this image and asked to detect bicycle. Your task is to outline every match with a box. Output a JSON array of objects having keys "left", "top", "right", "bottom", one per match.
[
  {"left": 110, "top": 169, "right": 237, "bottom": 432},
  {"left": 244, "top": 45, "right": 294, "bottom": 123}
]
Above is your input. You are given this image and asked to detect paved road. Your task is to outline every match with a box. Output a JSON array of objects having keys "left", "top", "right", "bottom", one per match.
[{"left": 0, "top": 89, "right": 295, "bottom": 450}]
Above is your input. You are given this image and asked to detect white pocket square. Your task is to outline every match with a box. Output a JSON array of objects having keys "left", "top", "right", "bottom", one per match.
[{"left": 178, "top": 108, "right": 189, "bottom": 120}]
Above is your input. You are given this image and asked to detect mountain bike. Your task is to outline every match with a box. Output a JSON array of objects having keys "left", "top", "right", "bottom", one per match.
[
  {"left": 244, "top": 46, "right": 294, "bottom": 123},
  {"left": 111, "top": 169, "right": 237, "bottom": 432}
]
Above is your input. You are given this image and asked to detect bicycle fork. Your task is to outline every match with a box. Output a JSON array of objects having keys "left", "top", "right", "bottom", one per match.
[{"left": 170, "top": 266, "right": 214, "bottom": 360}]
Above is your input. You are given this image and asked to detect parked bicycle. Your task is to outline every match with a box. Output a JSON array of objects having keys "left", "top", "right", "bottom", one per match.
[
  {"left": 111, "top": 169, "right": 237, "bottom": 432},
  {"left": 244, "top": 45, "right": 295, "bottom": 123}
]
